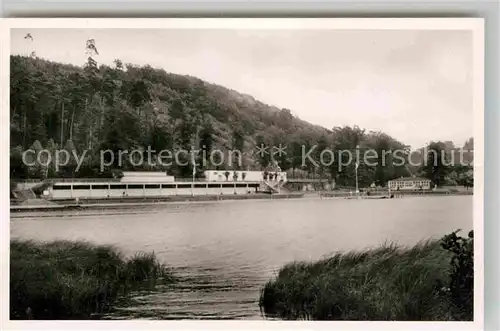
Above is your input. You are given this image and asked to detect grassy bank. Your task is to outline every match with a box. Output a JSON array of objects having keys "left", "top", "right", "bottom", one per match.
[
  {"left": 259, "top": 231, "right": 473, "bottom": 321},
  {"left": 10, "top": 240, "right": 173, "bottom": 320}
]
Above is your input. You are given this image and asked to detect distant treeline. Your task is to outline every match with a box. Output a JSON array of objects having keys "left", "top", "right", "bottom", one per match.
[{"left": 10, "top": 54, "right": 473, "bottom": 188}]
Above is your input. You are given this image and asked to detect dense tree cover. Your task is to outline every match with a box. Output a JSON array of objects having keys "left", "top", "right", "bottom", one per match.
[
  {"left": 10, "top": 53, "right": 473, "bottom": 188},
  {"left": 10, "top": 54, "right": 329, "bottom": 179},
  {"left": 410, "top": 139, "right": 474, "bottom": 189}
]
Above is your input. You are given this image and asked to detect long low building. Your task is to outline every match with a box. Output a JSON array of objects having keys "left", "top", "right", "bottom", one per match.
[
  {"left": 388, "top": 177, "right": 432, "bottom": 191},
  {"left": 41, "top": 170, "right": 286, "bottom": 200},
  {"left": 46, "top": 181, "right": 261, "bottom": 200}
]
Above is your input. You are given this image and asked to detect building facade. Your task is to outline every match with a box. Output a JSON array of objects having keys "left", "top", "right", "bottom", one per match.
[
  {"left": 203, "top": 170, "right": 287, "bottom": 183},
  {"left": 388, "top": 177, "right": 432, "bottom": 191}
]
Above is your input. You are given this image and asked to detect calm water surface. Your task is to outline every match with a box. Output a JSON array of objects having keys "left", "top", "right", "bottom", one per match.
[{"left": 10, "top": 196, "right": 473, "bottom": 319}]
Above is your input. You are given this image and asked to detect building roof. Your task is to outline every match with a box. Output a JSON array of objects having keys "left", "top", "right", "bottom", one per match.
[
  {"left": 122, "top": 171, "right": 169, "bottom": 177},
  {"left": 388, "top": 177, "right": 430, "bottom": 182}
]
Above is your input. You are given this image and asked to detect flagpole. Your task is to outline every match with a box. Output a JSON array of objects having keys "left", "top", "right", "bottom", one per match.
[
  {"left": 355, "top": 163, "right": 359, "bottom": 198},
  {"left": 192, "top": 123, "right": 200, "bottom": 197},
  {"left": 355, "top": 145, "right": 360, "bottom": 199},
  {"left": 191, "top": 147, "right": 196, "bottom": 197}
]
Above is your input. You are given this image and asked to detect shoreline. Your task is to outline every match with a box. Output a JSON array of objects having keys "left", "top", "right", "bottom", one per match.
[
  {"left": 259, "top": 230, "right": 474, "bottom": 321},
  {"left": 10, "top": 193, "right": 304, "bottom": 212},
  {"left": 10, "top": 239, "right": 172, "bottom": 320},
  {"left": 11, "top": 230, "right": 473, "bottom": 320},
  {"left": 10, "top": 190, "right": 472, "bottom": 213}
]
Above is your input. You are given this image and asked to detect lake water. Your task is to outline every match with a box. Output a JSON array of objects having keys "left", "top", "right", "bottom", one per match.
[{"left": 10, "top": 195, "right": 473, "bottom": 320}]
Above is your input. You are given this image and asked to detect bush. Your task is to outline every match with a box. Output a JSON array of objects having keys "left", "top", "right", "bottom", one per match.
[
  {"left": 260, "top": 231, "right": 474, "bottom": 321},
  {"left": 440, "top": 230, "right": 474, "bottom": 320},
  {"left": 10, "top": 240, "right": 173, "bottom": 320},
  {"left": 259, "top": 241, "right": 453, "bottom": 320}
]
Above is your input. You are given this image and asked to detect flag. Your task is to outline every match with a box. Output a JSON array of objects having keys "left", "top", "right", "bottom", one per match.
[
  {"left": 355, "top": 161, "right": 359, "bottom": 169},
  {"left": 192, "top": 163, "right": 196, "bottom": 176}
]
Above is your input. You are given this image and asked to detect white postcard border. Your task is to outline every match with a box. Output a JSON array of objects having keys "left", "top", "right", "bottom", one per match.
[{"left": 0, "top": 17, "right": 485, "bottom": 331}]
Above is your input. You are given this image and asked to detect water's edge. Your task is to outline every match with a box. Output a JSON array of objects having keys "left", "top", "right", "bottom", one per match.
[{"left": 11, "top": 196, "right": 473, "bottom": 319}]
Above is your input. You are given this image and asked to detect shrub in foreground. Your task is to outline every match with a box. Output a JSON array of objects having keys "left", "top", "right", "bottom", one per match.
[
  {"left": 260, "top": 231, "right": 474, "bottom": 321},
  {"left": 10, "top": 240, "right": 173, "bottom": 320},
  {"left": 440, "top": 230, "right": 474, "bottom": 320}
]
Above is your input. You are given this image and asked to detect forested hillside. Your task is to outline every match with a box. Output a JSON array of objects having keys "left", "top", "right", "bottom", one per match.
[
  {"left": 10, "top": 54, "right": 473, "bottom": 188},
  {"left": 10, "top": 55, "right": 329, "bottom": 175}
]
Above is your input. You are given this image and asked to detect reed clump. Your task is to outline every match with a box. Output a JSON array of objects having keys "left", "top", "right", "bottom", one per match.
[
  {"left": 259, "top": 231, "right": 473, "bottom": 321},
  {"left": 10, "top": 239, "right": 173, "bottom": 320}
]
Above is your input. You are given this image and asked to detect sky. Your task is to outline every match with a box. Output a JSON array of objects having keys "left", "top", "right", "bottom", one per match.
[{"left": 11, "top": 28, "right": 473, "bottom": 149}]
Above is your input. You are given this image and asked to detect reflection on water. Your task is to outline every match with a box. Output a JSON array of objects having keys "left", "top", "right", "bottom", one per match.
[{"left": 10, "top": 196, "right": 472, "bottom": 319}]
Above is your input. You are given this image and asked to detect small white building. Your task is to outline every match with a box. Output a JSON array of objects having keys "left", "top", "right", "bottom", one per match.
[{"left": 388, "top": 177, "right": 432, "bottom": 191}]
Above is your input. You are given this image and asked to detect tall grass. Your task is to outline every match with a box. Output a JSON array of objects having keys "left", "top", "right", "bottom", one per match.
[
  {"left": 10, "top": 239, "right": 173, "bottom": 320},
  {"left": 260, "top": 232, "right": 473, "bottom": 321}
]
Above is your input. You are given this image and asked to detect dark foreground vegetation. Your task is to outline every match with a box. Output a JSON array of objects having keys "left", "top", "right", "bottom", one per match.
[
  {"left": 260, "top": 230, "right": 473, "bottom": 321},
  {"left": 10, "top": 240, "right": 173, "bottom": 320}
]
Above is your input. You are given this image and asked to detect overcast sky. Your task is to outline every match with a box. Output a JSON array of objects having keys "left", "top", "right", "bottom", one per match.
[{"left": 11, "top": 28, "right": 473, "bottom": 149}]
